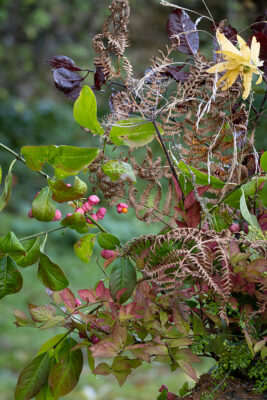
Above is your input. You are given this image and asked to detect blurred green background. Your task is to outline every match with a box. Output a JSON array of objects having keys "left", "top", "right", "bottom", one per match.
[{"left": 0, "top": 0, "right": 266, "bottom": 399}]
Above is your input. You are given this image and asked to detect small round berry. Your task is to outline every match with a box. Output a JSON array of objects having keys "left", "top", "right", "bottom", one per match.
[
  {"left": 122, "top": 207, "right": 128, "bottom": 213},
  {"left": 96, "top": 207, "right": 106, "bottom": 219},
  {"left": 66, "top": 183, "right": 71, "bottom": 187},
  {"left": 229, "top": 223, "right": 240, "bottom": 233},
  {"left": 88, "top": 195, "right": 100, "bottom": 205},
  {"left": 75, "top": 208, "right": 85, "bottom": 215},
  {"left": 101, "top": 249, "right": 115, "bottom": 260},
  {"left": 53, "top": 209, "right": 62, "bottom": 221},
  {"left": 66, "top": 212, "right": 72, "bottom": 218},
  {"left": 82, "top": 201, "right": 92, "bottom": 212},
  {"left": 116, "top": 202, "right": 128, "bottom": 214},
  {"left": 91, "top": 334, "right": 100, "bottom": 344},
  {"left": 28, "top": 209, "right": 34, "bottom": 218},
  {"left": 90, "top": 213, "right": 98, "bottom": 222}
]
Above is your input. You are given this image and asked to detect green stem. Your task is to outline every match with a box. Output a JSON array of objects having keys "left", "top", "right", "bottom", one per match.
[
  {"left": 152, "top": 120, "right": 185, "bottom": 201},
  {"left": 19, "top": 226, "right": 65, "bottom": 242},
  {"left": 86, "top": 214, "right": 108, "bottom": 233},
  {"left": 0, "top": 142, "right": 53, "bottom": 181}
]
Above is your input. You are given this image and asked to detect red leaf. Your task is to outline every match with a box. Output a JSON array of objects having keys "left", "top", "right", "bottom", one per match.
[
  {"left": 78, "top": 289, "right": 95, "bottom": 303},
  {"left": 172, "top": 176, "right": 183, "bottom": 201},
  {"left": 60, "top": 288, "right": 76, "bottom": 309},
  {"left": 167, "top": 9, "right": 199, "bottom": 55},
  {"left": 95, "top": 281, "right": 106, "bottom": 297},
  {"left": 184, "top": 185, "right": 210, "bottom": 210},
  {"left": 46, "top": 55, "right": 83, "bottom": 71},
  {"left": 186, "top": 202, "right": 201, "bottom": 228},
  {"left": 251, "top": 11, "right": 267, "bottom": 34},
  {"left": 94, "top": 66, "right": 106, "bottom": 90}
]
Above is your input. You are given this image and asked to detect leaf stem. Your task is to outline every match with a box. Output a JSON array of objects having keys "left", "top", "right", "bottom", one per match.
[
  {"left": 86, "top": 214, "right": 108, "bottom": 233},
  {"left": 0, "top": 142, "right": 52, "bottom": 181},
  {"left": 19, "top": 226, "right": 65, "bottom": 242}
]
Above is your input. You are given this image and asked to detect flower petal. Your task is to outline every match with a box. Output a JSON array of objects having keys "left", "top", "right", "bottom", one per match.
[
  {"left": 221, "top": 68, "right": 240, "bottom": 90},
  {"left": 250, "top": 36, "right": 261, "bottom": 66},
  {"left": 207, "top": 62, "right": 232, "bottom": 73},
  {"left": 242, "top": 70, "right": 253, "bottom": 99},
  {"left": 255, "top": 74, "right": 262, "bottom": 85},
  {"left": 216, "top": 30, "right": 241, "bottom": 56}
]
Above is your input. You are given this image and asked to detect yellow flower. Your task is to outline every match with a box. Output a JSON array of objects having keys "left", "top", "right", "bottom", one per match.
[{"left": 207, "top": 30, "right": 263, "bottom": 100}]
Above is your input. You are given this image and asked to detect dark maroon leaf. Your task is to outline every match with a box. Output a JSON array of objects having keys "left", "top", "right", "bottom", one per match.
[
  {"left": 184, "top": 185, "right": 211, "bottom": 210},
  {"left": 186, "top": 201, "right": 201, "bottom": 228},
  {"left": 66, "top": 86, "right": 82, "bottom": 101},
  {"left": 53, "top": 68, "right": 83, "bottom": 93},
  {"left": 94, "top": 66, "right": 106, "bottom": 91},
  {"left": 46, "top": 55, "right": 83, "bottom": 71},
  {"left": 251, "top": 11, "right": 267, "bottom": 34},
  {"left": 167, "top": 9, "right": 199, "bottom": 55},
  {"left": 162, "top": 65, "right": 189, "bottom": 82},
  {"left": 212, "top": 23, "right": 238, "bottom": 45}
]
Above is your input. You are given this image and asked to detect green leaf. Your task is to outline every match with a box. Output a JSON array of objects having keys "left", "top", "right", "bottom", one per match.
[
  {"left": 0, "top": 256, "right": 23, "bottom": 299},
  {"left": 102, "top": 161, "right": 136, "bottom": 183},
  {"left": 225, "top": 178, "right": 265, "bottom": 209},
  {"left": 39, "top": 316, "right": 65, "bottom": 330},
  {"left": 13, "top": 237, "right": 41, "bottom": 268},
  {"left": 48, "top": 338, "right": 83, "bottom": 397},
  {"left": 240, "top": 189, "right": 260, "bottom": 229},
  {"left": 21, "top": 145, "right": 99, "bottom": 179},
  {"left": 258, "top": 180, "right": 267, "bottom": 208},
  {"left": 73, "top": 85, "right": 104, "bottom": 135},
  {"left": 260, "top": 151, "right": 267, "bottom": 173},
  {"left": 61, "top": 212, "right": 88, "bottom": 234},
  {"left": 109, "top": 117, "right": 160, "bottom": 147},
  {"left": 14, "top": 309, "right": 35, "bottom": 328},
  {"left": 32, "top": 187, "right": 56, "bottom": 222},
  {"left": 38, "top": 252, "right": 69, "bottom": 291},
  {"left": 37, "top": 334, "right": 66, "bottom": 356},
  {"left": 0, "top": 159, "right": 15, "bottom": 212},
  {"left": 15, "top": 352, "right": 52, "bottom": 400},
  {"left": 48, "top": 176, "right": 87, "bottom": 203},
  {"left": 0, "top": 231, "right": 26, "bottom": 256},
  {"left": 93, "top": 362, "right": 111, "bottom": 375},
  {"left": 109, "top": 259, "right": 137, "bottom": 304},
  {"left": 192, "top": 312, "right": 205, "bottom": 336},
  {"left": 74, "top": 233, "right": 96, "bottom": 263},
  {"left": 176, "top": 160, "right": 225, "bottom": 189},
  {"left": 29, "top": 305, "right": 55, "bottom": 323},
  {"left": 36, "top": 383, "right": 54, "bottom": 400},
  {"left": 97, "top": 233, "right": 120, "bottom": 250}
]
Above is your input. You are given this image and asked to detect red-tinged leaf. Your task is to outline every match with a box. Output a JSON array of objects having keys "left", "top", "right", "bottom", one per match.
[
  {"left": 48, "top": 338, "right": 83, "bottom": 397},
  {"left": 178, "top": 360, "right": 198, "bottom": 381},
  {"left": 60, "top": 288, "right": 76, "bottom": 310},
  {"left": 167, "top": 9, "right": 199, "bottom": 55},
  {"left": 173, "top": 309, "right": 190, "bottom": 335},
  {"left": 186, "top": 202, "right": 201, "bottom": 228},
  {"left": 175, "top": 220, "right": 187, "bottom": 228},
  {"left": 109, "top": 259, "right": 137, "bottom": 304},
  {"left": 112, "top": 321, "right": 127, "bottom": 347},
  {"left": 125, "top": 344, "right": 151, "bottom": 363},
  {"left": 254, "top": 338, "right": 267, "bottom": 353},
  {"left": 245, "top": 259, "right": 267, "bottom": 282},
  {"left": 104, "top": 252, "right": 118, "bottom": 268},
  {"left": 14, "top": 309, "right": 35, "bottom": 328},
  {"left": 116, "top": 288, "right": 127, "bottom": 301},
  {"left": 46, "top": 55, "right": 83, "bottom": 71},
  {"left": 91, "top": 341, "right": 119, "bottom": 358},
  {"left": 93, "top": 362, "right": 111, "bottom": 375},
  {"left": 94, "top": 66, "right": 106, "bottom": 90},
  {"left": 95, "top": 281, "right": 106, "bottom": 297},
  {"left": 78, "top": 289, "right": 96, "bottom": 303},
  {"left": 74, "top": 233, "right": 96, "bottom": 263},
  {"left": 29, "top": 305, "right": 55, "bottom": 323},
  {"left": 172, "top": 176, "right": 183, "bottom": 201},
  {"left": 184, "top": 185, "right": 210, "bottom": 209},
  {"left": 15, "top": 352, "right": 52, "bottom": 400}
]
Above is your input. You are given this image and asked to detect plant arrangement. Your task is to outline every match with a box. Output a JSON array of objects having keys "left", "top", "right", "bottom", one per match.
[{"left": 0, "top": 1, "right": 266, "bottom": 399}]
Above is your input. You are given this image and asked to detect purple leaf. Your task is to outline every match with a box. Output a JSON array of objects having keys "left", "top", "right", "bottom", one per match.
[
  {"left": 46, "top": 55, "right": 83, "bottom": 71},
  {"left": 53, "top": 68, "right": 83, "bottom": 93},
  {"left": 162, "top": 65, "right": 189, "bottom": 82},
  {"left": 167, "top": 9, "right": 199, "bottom": 55},
  {"left": 94, "top": 66, "right": 106, "bottom": 91},
  {"left": 251, "top": 11, "right": 267, "bottom": 34},
  {"left": 212, "top": 23, "right": 238, "bottom": 45},
  {"left": 66, "top": 86, "right": 82, "bottom": 101}
]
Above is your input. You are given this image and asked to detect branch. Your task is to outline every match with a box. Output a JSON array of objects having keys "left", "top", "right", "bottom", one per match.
[{"left": 19, "top": 226, "right": 65, "bottom": 242}]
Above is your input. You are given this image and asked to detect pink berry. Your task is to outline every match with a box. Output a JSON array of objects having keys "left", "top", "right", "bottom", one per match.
[
  {"left": 82, "top": 201, "right": 92, "bottom": 212},
  {"left": 66, "top": 212, "right": 72, "bottom": 218},
  {"left": 66, "top": 183, "right": 71, "bottom": 187},
  {"left": 75, "top": 208, "right": 84, "bottom": 215},
  {"left": 88, "top": 195, "right": 100, "bottom": 205},
  {"left": 100, "top": 249, "right": 115, "bottom": 260},
  {"left": 75, "top": 298, "right": 82, "bottom": 307},
  {"left": 90, "top": 213, "right": 98, "bottom": 222},
  {"left": 116, "top": 202, "right": 128, "bottom": 214},
  {"left": 168, "top": 315, "right": 174, "bottom": 323},
  {"left": 28, "top": 209, "right": 34, "bottom": 218},
  {"left": 53, "top": 209, "right": 62, "bottom": 221},
  {"left": 91, "top": 334, "right": 100, "bottom": 344},
  {"left": 96, "top": 207, "right": 106, "bottom": 219},
  {"left": 230, "top": 223, "right": 240, "bottom": 233}
]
